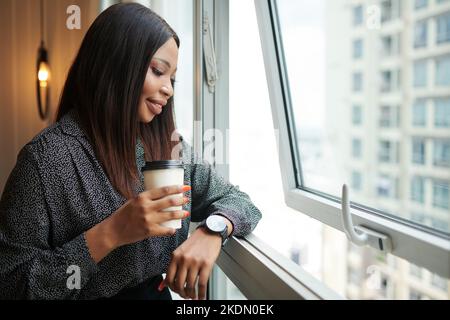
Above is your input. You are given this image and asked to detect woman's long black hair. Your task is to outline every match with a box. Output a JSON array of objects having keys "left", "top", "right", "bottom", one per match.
[{"left": 55, "top": 3, "right": 181, "bottom": 200}]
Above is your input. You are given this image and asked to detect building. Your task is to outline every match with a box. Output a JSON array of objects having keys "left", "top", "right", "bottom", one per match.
[{"left": 325, "top": 0, "right": 450, "bottom": 299}]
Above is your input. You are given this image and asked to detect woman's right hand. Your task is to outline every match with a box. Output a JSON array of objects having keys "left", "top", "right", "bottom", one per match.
[
  {"left": 85, "top": 185, "right": 190, "bottom": 263},
  {"left": 108, "top": 184, "right": 191, "bottom": 247}
]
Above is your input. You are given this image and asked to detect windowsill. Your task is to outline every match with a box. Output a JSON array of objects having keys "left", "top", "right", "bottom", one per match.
[{"left": 216, "top": 233, "right": 343, "bottom": 300}]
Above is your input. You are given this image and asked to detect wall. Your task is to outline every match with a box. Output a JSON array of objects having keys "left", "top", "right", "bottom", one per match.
[{"left": 0, "top": 0, "right": 100, "bottom": 193}]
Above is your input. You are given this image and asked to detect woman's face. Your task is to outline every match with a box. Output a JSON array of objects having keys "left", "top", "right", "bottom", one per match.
[{"left": 138, "top": 37, "right": 179, "bottom": 123}]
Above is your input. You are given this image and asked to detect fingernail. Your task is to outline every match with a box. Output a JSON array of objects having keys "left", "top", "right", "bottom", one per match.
[
  {"left": 182, "top": 185, "right": 191, "bottom": 192},
  {"left": 158, "top": 280, "right": 165, "bottom": 292},
  {"left": 184, "top": 211, "right": 190, "bottom": 218},
  {"left": 183, "top": 196, "right": 189, "bottom": 202}
]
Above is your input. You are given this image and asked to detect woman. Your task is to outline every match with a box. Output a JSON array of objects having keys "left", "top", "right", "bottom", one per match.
[{"left": 0, "top": 3, "right": 261, "bottom": 300}]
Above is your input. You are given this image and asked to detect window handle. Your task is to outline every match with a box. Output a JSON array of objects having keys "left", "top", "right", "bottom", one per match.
[
  {"left": 203, "top": 11, "right": 218, "bottom": 93},
  {"left": 341, "top": 184, "right": 393, "bottom": 252}
]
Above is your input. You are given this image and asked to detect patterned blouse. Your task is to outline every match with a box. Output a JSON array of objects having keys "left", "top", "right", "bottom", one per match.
[{"left": 0, "top": 109, "right": 262, "bottom": 299}]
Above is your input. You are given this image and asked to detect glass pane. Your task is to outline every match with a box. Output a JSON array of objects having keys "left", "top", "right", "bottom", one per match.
[
  {"left": 216, "top": 268, "right": 247, "bottom": 300},
  {"left": 436, "top": 13, "right": 450, "bottom": 44},
  {"left": 414, "top": 20, "right": 428, "bottom": 48},
  {"left": 275, "top": 0, "right": 450, "bottom": 234},
  {"left": 435, "top": 98, "right": 450, "bottom": 127},
  {"left": 415, "top": 0, "right": 428, "bottom": 10},
  {"left": 436, "top": 55, "right": 450, "bottom": 86},
  {"left": 229, "top": 0, "right": 449, "bottom": 300}
]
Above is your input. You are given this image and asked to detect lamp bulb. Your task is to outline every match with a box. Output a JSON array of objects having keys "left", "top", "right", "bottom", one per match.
[{"left": 38, "top": 61, "right": 50, "bottom": 87}]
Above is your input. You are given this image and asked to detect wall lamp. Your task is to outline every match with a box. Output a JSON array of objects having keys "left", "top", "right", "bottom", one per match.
[{"left": 36, "top": 0, "right": 50, "bottom": 120}]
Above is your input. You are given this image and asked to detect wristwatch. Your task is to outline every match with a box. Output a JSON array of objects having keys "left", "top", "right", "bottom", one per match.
[{"left": 197, "top": 215, "right": 229, "bottom": 247}]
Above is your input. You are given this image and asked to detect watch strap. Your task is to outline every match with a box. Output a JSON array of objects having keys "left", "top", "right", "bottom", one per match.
[{"left": 197, "top": 216, "right": 229, "bottom": 247}]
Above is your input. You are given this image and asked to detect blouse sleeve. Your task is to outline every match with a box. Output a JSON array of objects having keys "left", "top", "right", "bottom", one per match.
[
  {"left": 182, "top": 140, "right": 262, "bottom": 237},
  {"left": 0, "top": 144, "right": 99, "bottom": 299}
]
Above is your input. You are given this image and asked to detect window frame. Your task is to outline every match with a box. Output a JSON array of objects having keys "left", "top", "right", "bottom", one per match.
[
  {"left": 193, "top": 0, "right": 345, "bottom": 299},
  {"left": 254, "top": 0, "right": 450, "bottom": 278}
]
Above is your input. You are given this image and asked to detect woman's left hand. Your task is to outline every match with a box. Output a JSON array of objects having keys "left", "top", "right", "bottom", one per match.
[{"left": 162, "top": 227, "right": 223, "bottom": 300}]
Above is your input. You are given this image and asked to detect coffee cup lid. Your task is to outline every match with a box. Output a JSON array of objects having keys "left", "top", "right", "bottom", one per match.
[{"left": 141, "top": 160, "right": 184, "bottom": 171}]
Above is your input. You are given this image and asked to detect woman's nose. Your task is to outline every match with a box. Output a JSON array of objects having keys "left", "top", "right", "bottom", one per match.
[{"left": 161, "top": 84, "right": 173, "bottom": 97}]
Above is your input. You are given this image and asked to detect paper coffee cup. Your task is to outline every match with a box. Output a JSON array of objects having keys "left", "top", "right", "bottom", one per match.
[{"left": 141, "top": 160, "right": 185, "bottom": 229}]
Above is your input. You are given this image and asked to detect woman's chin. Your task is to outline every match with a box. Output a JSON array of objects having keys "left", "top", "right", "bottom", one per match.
[{"left": 139, "top": 114, "right": 155, "bottom": 123}]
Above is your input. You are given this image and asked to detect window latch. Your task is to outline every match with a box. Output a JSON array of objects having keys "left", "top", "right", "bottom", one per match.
[
  {"left": 203, "top": 12, "right": 218, "bottom": 93},
  {"left": 341, "top": 184, "right": 393, "bottom": 252}
]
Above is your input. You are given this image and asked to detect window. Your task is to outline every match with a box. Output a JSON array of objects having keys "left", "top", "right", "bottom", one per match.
[
  {"left": 436, "top": 13, "right": 450, "bottom": 44},
  {"left": 352, "top": 138, "right": 362, "bottom": 158},
  {"left": 412, "top": 138, "right": 426, "bottom": 165},
  {"left": 413, "top": 60, "right": 427, "bottom": 87},
  {"left": 351, "top": 171, "right": 362, "bottom": 191},
  {"left": 431, "top": 274, "right": 449, "bottom": 291},
  {"left": 353, "top": 72, "right": 363, "bottom": 92},
  {"left": 381, "top": 35, "right": 393, "bottom": 57},
  {"left": 223, "top": 277, "right": 247, "bottom": 300},
  {"left": 414, "top": 20, "right": 428, "bottom": 48},
  {"left": 377, "top": 175, "right": 398, "bottom": 199},
  {"left": 352, "top": 105, "right": 362, "bottom": 125},
  {"left": 409, "top": 289, "right": 425, "bottom": 300},
  {"left": 414, "top": 0, "right": 428, "bottom": 10},
  {"left": 379, "top": 140, "right": 398, "bottom": 163},
  {"left": 433, "top": 139, "right": 450, "bottom": 167},
  {"left": 435, "top": 56, "right": 450, "bottom": 86},
  {"left": 431, "top": 217, "right": 448, "bottom": 231},
  {"left": 381, "top": 34, "right": 400, "bottom": 57},
  {"left": 347, "top": 267, "right": 360, "bottom": 286},
  {"left": 381, "top": 70, "right": 393, "bottom": 92},
  {"left": 412, "top": 100, "right": 427, "bottom": 127},
  {"left": 433, "top": 180, "right": 449, "bottom": 209},
  {"left": 289, "top": 245, "right": 304, "bottom": 265},
  {"left": 379, "top": 105, "right": 399, "bottom": 128},
  {"left": 411, "top": 212, "right": 426, "bottom": 224},
  {"left": 410, "top": 264, "right": 423, "bottom": 278},
  {"left": 256, "top": 0, "right": 450, "bottom": 291},
  {"left": 412, "top": 213, "right": 448, "bottom": 235},
  {"left": 396, "top": 69, "right": 402, "bottom": 89},
  {"left": 434, "top": 98, "right": 450, "bottom": 128},
  {"left": 381, "top": 0, "right": 391, "bottom": 23},
  {"left": 353, "top": 5, "right": 363, "bottom": 26},
  {"left": 411, "top": 176, "right": 425, "bottom": 203},
  {"left": 379, "top": 276, "right": 391, "bottom": 298},
  {"left": 353, "top": 39, "right": 363, "bottom": 59},
  {"left": 230, "top": 0, "right": 341, "bottom": 298}
]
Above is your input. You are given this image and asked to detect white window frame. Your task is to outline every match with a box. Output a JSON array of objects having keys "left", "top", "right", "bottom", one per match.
[{"left": 254, "top": 0, "right": 450, "bottom": 278}]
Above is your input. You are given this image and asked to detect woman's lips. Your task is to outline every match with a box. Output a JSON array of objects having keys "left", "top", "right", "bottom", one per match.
[{"left": 146, "top": 100, "right": 162, "bottom": 115}]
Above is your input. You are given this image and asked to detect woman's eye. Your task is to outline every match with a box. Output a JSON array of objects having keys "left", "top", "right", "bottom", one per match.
[{"left": 152, "top": 67, "right": 163, "bottom": 76}]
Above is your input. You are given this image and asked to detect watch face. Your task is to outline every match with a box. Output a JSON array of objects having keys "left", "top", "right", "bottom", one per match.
[{"left": 206, "top": 215, "right": 226, "bottom": 233}]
